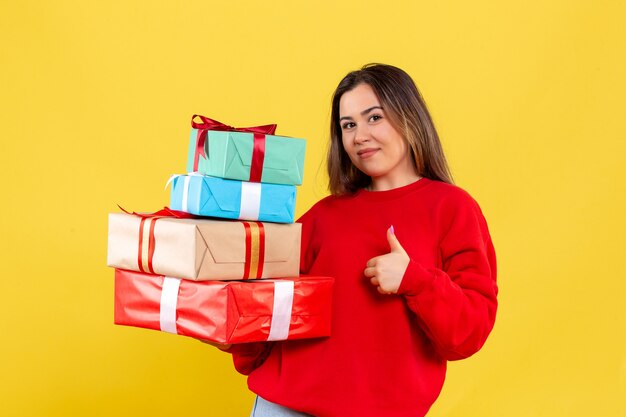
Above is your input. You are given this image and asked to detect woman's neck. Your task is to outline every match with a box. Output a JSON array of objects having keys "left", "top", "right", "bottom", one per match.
[{"left": 367, "top": 173, "right": 422, "bottom": 192}]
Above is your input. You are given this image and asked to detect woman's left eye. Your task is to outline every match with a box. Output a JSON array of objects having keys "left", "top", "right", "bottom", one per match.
[{"left": 369, "top": 114, "right": 382, "bottom": 122}]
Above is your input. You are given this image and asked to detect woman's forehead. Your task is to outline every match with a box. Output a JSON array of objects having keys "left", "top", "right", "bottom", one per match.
[{"left": 339, "top": 84, "right": 381, "bottom": 117}]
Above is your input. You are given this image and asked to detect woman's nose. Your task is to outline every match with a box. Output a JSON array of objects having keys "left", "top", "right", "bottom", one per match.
[{"left": 354, "top": 124, "right": 371, "bottom": 144}]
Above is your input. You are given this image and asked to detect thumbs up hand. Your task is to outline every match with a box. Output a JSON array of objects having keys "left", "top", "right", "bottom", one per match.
[{"left": 364, "top": 226, "right": 410, "bottom": 295}]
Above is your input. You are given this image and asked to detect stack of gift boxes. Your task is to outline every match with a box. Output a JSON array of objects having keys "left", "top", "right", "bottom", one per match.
[{"left": 106, "top": 115, "right": 333, "bottom": 344}]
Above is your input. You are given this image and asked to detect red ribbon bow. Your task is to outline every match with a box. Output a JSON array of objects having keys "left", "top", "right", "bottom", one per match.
[
  {"left": 118, "top": 205, "right": 197, "bottom": 219},
  {"left": 118, "top": 206, "right": 197, "bottom": 274},
  {"left": 191, "top": 115, "right": 277, "bottom": 182}
]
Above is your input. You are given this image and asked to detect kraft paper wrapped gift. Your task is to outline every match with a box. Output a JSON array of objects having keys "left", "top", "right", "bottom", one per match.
[
  {"left": 169, "top": 174, "right": 297, "bottom": 224},
  {"left": 186, "top": 115, "right": 306, "bottom": 185},
  {"left": 107, "top": 212, "right": 301, "bottom": 280},
  {"left": 114, "top": 269, "right": 334, "bottom": 344}
]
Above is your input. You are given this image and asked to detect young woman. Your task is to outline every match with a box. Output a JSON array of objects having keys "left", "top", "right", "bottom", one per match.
[{"left": 225, "top": 64, "right": 498, "bottom": 417}]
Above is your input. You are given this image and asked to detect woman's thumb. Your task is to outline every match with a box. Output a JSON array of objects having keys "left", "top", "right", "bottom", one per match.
[{"left": 387, "top": 225, "right": 405, "bottom": 253}]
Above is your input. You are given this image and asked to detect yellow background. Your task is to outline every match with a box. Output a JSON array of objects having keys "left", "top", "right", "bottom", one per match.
[{"left": 1, "top": 1, "right": 624, "bottom": 416}]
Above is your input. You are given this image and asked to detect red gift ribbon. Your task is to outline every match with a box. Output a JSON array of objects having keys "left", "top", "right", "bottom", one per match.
[
  {"left": 242, "top": 221, "right": 265, "bottom": 279},
  {"left": 118, "top": 205, "right": 197, "bottom": 219},
  {"left": 118, "top": 206, "right": 197, "bottom": 274},
  {"left": 191, "top": 114, "right": 277, "bottom": 182}
]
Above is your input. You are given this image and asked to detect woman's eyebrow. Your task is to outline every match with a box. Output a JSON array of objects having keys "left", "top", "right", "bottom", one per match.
[
  {"left": 361, "top": 105, "right": 383, "bottom": 115},
  {"left": 339, "top": 106, "right": 383, "bottom": 121}
]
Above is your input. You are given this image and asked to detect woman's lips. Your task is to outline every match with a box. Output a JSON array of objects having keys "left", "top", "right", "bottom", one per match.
[{"left": 357, "top": 148, "right": 379, "bottom": 159}]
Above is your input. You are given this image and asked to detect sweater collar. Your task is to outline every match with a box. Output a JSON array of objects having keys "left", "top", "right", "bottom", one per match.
[{"left": 355, "top": 177, "right": 432, "bottom": 201}]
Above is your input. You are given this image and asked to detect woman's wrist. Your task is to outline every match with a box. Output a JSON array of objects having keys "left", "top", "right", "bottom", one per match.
[{"left": 197, "top": 339, "right": 233, "bottom": 351}]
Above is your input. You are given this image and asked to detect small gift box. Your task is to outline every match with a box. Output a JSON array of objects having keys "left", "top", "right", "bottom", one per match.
[
  {"left": 107, "top": 211, "right": 301, "bottom": 280},
  {"left": 114, "top": 269, "right": 334, "bottom": 344},
  {"left": 169, "top": 174, "right": 297, "bottom": 224},
  {"left": 186, "top": 115, "right": 305, "bottom": 185}
]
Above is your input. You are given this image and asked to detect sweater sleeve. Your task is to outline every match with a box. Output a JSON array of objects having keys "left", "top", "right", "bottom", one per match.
[
  {"left": 298, "top": 203, "right": 319, "bottom": 275},
  {"left": 227, "top": 342, "right": 274, "bottom": 375},
  {"left": 397, "top": 191, "right": 498, "bottom": 361}
]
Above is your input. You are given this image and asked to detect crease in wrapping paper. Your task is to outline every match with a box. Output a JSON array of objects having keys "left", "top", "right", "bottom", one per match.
[
  {"left": 113, "top": 269, "right": 334, "bottom": 343},
  {"left": 107, "top": 213, "right": 300, "bottom": 280},
  {"left": 226, "top": 285, "right": 240, "bottom": 342},
  {"left": 194, "top": 226, "right": 210, "bottom": 277}
]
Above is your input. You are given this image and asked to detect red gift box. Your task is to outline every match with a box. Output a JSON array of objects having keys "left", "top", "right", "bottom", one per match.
[{"left": 114, "top": 269, "right": 334, "bottom": 344}]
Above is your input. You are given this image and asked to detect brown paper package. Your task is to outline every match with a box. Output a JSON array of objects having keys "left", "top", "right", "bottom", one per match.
[{"left": 107, "top": 213, "right": 301, "bottom": 280}]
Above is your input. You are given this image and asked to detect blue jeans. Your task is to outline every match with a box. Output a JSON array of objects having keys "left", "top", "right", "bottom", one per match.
[{"left": 250, "top": 396, "right": 314, "bottom": 417}]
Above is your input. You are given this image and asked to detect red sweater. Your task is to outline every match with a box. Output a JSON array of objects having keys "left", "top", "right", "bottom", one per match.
[{"left": 229, "top": 178, "right": 498, "bottom": 417}]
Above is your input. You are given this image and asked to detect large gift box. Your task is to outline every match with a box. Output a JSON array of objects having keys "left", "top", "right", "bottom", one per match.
[
  {"left": 114, "top": 269, "right": 334, "bottom": 343},
  {"left": 186, "top": 115, "right": 305, "bottom": 185},
  {"left": 169, "top": 174, "right": 296, "bottom": 224},
  {"left": 107, "top": 212, "right": 301, "bottom": 280}
]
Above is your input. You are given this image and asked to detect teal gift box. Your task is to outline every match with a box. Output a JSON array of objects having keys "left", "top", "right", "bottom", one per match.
[
  {"left": 186, "top": 116, "right": 306, "bottom": 185},
  {"left": 170, "top": 174, "right": 297, "bottom": 224}
]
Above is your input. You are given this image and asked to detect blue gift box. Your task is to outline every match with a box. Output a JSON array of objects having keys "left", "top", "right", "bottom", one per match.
[{"left": 169, "top": 174, "right": 297, "bottom": 224}]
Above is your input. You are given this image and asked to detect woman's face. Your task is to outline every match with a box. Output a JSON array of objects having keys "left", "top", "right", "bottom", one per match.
[{"left": 339, "top": 83, "right": 417, "bottom": 190}]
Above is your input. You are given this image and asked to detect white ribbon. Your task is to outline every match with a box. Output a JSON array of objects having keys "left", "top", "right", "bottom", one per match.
[
  {"left": 164, "top": 174, "right": 181, "bottom": 190},
  {"left": 160, "top": 277, "right": 182, "bottom": 334},
  {"left": 164, "top": 172, "right": 203, "bottom": 190},
  {"left": 239, "top": 182, "right": 262, "bottom": 220},
  {"left": 267, "top": 280, "right": 295, "bottom": 341},
  {"left": 165, "top": 173, "right": 204, "bottom": 212},
  {"left": 181, "top": 175, "right": 191, "bottom": 212}
]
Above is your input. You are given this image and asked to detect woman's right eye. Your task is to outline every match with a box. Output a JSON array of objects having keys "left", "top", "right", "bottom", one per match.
[{"left": 342, "top": 122, "right": 356, "bottom": 130}]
